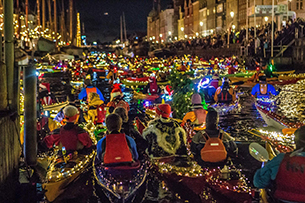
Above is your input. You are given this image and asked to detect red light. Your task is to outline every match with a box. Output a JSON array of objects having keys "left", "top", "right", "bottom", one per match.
[{"left": 256, "top": 67, "right": 260, "bottom": 71}]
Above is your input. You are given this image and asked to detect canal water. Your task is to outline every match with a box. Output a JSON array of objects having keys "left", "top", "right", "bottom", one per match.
[{"left": 45, "top": 88, "right": 267, "bottom": 203}]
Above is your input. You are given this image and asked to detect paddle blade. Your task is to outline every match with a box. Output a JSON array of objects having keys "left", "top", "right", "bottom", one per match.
[{"left": 249, "top": 142, "right": 269, "bottom": 162}]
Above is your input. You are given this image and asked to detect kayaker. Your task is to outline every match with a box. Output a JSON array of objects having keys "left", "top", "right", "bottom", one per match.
[
  {"left": 182, "top": 93, "right": 207, "bottom": 132},
  {"left": 54, "top": 94, "right": 85, "bottom": 125},
  {"left": 142, "top": 104, "right": 188, "bottom": 158},
  {"left": 43, "top": 105, "right": 93, "bottom": 153},
  {"left": 191, "top": 107, "right": 237, "bottom": 166},
  {"left": 253, "top": 126, "right": 305, "bottom": 203},
  {"left": 146, "top": 76, "right": 160, "bottom": 95},
  {"left": 96, "top": 113, "right": 139, "bottom": 165},
  {"left": 114, "top": 107, "right": 147, "bottom": 158},
  {"left": 210, "top": 73, "right": 220, "bottom": 89},
  {"left": 87, "top": 92, "right": 106, "bottom": 124},
  {"left": 214, "top": 77, "right": 236, "bottom": 103},
  {"left": 251, "top": 75, "right": 278, "bottom": 99},
  {"left": 78, "top": 79, "right": 105, "bottom": 102},
  {"left": 107, "top": 84, "right": 130, "bottom": 113}
]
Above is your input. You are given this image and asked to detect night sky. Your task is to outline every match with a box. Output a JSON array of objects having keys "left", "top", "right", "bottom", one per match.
[
  {"left": 74, "top": 0, "right": 171, "bottom": 42},
  {"left": 27, "top": 0, "right": 172, "bottom": 43}
]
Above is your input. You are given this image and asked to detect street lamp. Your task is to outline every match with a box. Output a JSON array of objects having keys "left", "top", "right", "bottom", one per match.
[
  {"left": 181, "top": 27, "right": 184, "bottom": 31},
  {"left": 200, "top": 22, "right": 203, "bottom": 36},
  {"left": 228, "top": 11, "right": 234, "bottom": 48},
  {"left": 159, "top": 34, "right": 162, "bottom": 38},
  {"left": 184, "top": 34, "right": 187, "bottom": 39},
  {"left": 232, "top": 25, "right": 236, "bottom": 30},
  {"left": 196, "top": 32, "right": 199, "bottom": 37},
  {"left": 264, "top": 16, "right": 268, "bottom": 22},
  {"left": 168, "top": 31, "right": 172, "bottom": 36}
]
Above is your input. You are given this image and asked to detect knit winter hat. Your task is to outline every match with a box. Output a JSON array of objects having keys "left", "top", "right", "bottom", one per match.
[
  {"left": 192, "top": 93, "right": 203, "bottom": 109},
  {"left": 63, "top": 105, "right": 79, "bottom": 122},
  {"left": 156, "top": 104, "right": 171, "bottom": 118}
]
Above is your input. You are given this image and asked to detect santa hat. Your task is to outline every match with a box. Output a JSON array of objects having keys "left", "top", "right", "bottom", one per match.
[
  {"left": 156, "top": 104, "right": 171, "bottom": 118},
  {"left": 192, "top": 93, "right": 203, "bottom": 109},
  {"left": 63, "top": 105, "right": 79, "bottom": 122},
  {"left": 111, "top": 88, "right": 122, "bottom": 100}
]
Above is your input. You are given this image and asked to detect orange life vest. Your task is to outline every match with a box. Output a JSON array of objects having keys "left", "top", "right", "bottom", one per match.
[
  {"left": 259, "top": 84, "right": 268, "bottom": 95},
  {"left": 103, "top": 133, "right": 133, "bottom": 165},
  {"left": 86, "top": 87, "right": 97, "bottom": 101},
  {"left": 200, "top": 132, "right": 227, "bottom": 163}
]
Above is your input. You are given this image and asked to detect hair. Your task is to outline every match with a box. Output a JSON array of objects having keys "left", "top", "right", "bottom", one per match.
[
  {"left": 106, "top": 113, "right": 122, "bottom": 133},
  {"left": 88, "top": 92, "right": 99, "bottom": 102},
  {"left": 294, "top": 126, "right": 305, "bottom": 151},
  {"left": 84, "top": 79, "right": 92, "bottom": 86},
  {"left": 114, "top": 107, "right": 128, "bottom": 123},
  {"left": 205, "top": 107, "right": 219, "bottom": 130}
]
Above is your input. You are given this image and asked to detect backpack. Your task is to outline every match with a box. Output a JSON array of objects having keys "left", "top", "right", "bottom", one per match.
[
  {"left": 218, "top": 86, "right": 232, "bottom": 103},
  {"left": 200, "top": 132, "right": 227, "bottom": 163}
]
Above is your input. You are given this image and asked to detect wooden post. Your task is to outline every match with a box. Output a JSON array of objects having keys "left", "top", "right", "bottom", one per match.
[
  {"left": 54, "top": 0, "right": 57, "bottom": 37},
  {"left": 42, "top": 0, "right": 46, "bottom": 31},
  {"left": 48, "top": 0, "right": 53, "bottom": 36},
  {"left": 69, "top": 0, "right": 73, "bottom": 43},
  {"left": 25, "top": 0, "right": 29, "bottom": 29},
  {"left": 24, "top": 62, "right": 37, "bottom": 166},
  {"left": 37, "top": 0, "right": 41, "bottom": 29}
]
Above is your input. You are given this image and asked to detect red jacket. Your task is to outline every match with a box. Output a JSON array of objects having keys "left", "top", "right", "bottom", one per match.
[{"left": 44, "top": 123, "right": 92, "bottom": 151}]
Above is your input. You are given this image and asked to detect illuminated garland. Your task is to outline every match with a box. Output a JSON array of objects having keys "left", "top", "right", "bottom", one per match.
[{"left": 152, "top": 159, "right": 205, "bottom": 177}]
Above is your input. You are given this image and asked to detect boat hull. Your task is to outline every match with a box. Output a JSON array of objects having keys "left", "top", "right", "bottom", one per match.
[{"left": 256, "top": 107, "right": 287, "bottom": 130}]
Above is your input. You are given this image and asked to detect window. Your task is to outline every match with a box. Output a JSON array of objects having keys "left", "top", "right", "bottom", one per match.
[
  {"left": 297, "top": 0, "right": 303, "bottom": 10},
  {"left": 207, "top": 9, "right": 209, "bottom": 16}
]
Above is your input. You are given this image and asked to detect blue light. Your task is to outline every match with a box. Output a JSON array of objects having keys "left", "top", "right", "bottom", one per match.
[{"left": 36, "top": 71, "right": 39, "bottom": 76}]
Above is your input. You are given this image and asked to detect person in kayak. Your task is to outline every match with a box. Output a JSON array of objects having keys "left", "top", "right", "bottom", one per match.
[
  {"left": 87, "top": 92, "right": 106, "bottom": 124},
  {"left": 43, "top": 105, "right": 93, "bottom": 154},
  {"left": 54, "top": 94, "right": 85, "bottom": 125},
  {"left": 114, "top": 107, "right": 147, "bottom": 159},
  {"left": 107, "top": 84, "right": 130, "bottom": 113},
  {"left": 191, "top": 107, "right": 237, "bottom": 166},
  {"left": 210, "top": 73, "right": 220, "bottom": 89},
  {"left": 253, "top": 126, "right": 305, "bottom": 203},
  {"left": 96, "top": 113, "right": 138, "bottom": 165},
  {"left": 78, "top": 79, "right": 105, "bottom": 102},
  {"left": 214, "top": 77, "right": 236, "bottom": 103},
  {"left": 251, "top": 75, "right": 278, "bottom": 98},
  {"left": 182, "top": 93, "right": 207, "bottom": 133},
  {"left": 142, "top": 104, "right": 187, "bottom": 158}
]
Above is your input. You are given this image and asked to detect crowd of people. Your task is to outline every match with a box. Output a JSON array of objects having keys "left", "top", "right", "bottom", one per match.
[{"left": 151, "top": 18, "right": 305, "bottom": 60}]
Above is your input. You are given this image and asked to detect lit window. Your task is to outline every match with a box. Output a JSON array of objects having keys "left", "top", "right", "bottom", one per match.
[
  {"left": 297, "top": 0, "right": 303, "bottom": 10},
  {"left": 207, "top": 9, "right": 209, "bottom": 16}
]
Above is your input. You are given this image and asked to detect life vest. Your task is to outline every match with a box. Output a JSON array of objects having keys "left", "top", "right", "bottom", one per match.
[
  {"left": 149, "top": 79, "right": 158, "bottom": 94},
  {"left": 259, "top": 84, "right": 268, "bottom": 95},
  {"left": 58, "top": 127, "right": 83, "bottom": 151},
  {"left": 200, "top": 132, "right": 227, "bottom": 163},
  {"left": 210, "top": 80, "right": 219, "bottom": 89},
  {"left": 218, "top": 86, "right": 232, "bottom": 103},
  {"left": 103, "top": 133, "right": 133, "bottom": 164},
  {"left": 274, "top": 154, "right": 305, "bottom": 202},
  {"left": 96, "top": 104, "right": 106, "bottom": 124},
  {"left": 86, "top": 87, "right": 97, "bottom": 101}
]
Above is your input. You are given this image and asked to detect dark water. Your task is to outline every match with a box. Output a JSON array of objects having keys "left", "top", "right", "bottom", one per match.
[{"left": 43, "top": 88, "right": 267, "bottom": 203}]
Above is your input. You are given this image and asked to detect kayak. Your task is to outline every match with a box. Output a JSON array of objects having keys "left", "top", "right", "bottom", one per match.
[
  {"left": 133, "top": 91, "right": 159, "bottom": 101},
  {"left": 42, "top": 150, "right": 96, "bottom": 202},
  {"left": 121, "top": 77, "right": 169, "bottom": 86},
  {"left": 151, "top": 156, "right": 254, "bottom": 202},
  {"left": 93, "top": 157, "right": 148, "bottom": 203}
]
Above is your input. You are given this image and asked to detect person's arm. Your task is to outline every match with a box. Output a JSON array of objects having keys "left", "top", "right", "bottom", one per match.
[
  {"left": 214, "top": 88, "right": 221, "bottom": 102},
  {"left": 77, "top": 130, "right": 93, "bottom": 148},
  {"left": 96, "top": 88, "right": 105, "bottom": 101},
  {"left": 268, "top": 84, "right": 278, "bottom": 96},
  {"left": 251, "top": 84, "right": 259, "bottom": 97},
  {"left": 43, "top": 129, "right": 61, "bottom": 148},
  {"left": 229, "top": 88, "right": 236, "bottom": 102},
  {"left": 78, "top": 88, "right": 87, "bottom": 100},
  {"left": 96, "top": 137, "right": 105, "bottom": 160},
  {"left": 126, "top": 136, "right": 139, "bottom": 160},
  {"left": 253, "top": 153, "right": 285, "bottom": 188}
]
